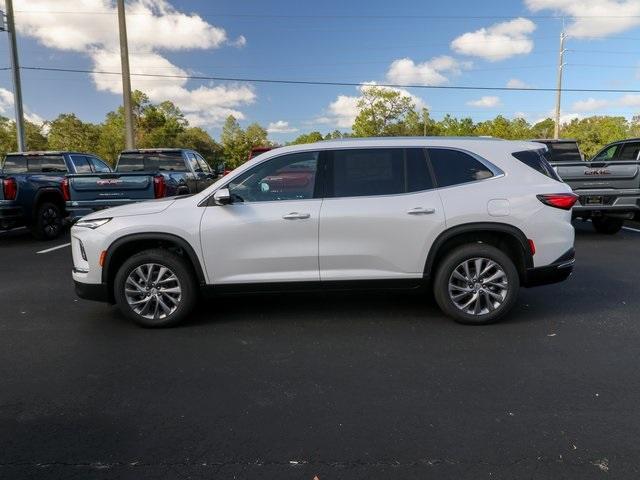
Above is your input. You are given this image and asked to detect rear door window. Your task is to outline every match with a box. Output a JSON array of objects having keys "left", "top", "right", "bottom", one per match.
[
  {"left": 428, "top": 148, "right": 494, "bottom": 188},
  {"left": 88, "top": 157, "right": 112, "bottom": 173},
  {"left": 70, "top": 155, "right": 92, "bottom": 173},
  {"left": 186, "top": 152, "right": 202, "bottom": 172},
  {"left": 326, "top": 148, "right": 433, "bottom": 198},
  {"left": 195, "top": 153, "right": 212, "bottom": 173},
  {"left": 618, "top": 142, "right": 640, "bottom": 161}
]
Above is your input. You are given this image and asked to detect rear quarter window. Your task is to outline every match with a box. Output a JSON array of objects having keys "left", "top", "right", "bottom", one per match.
[{"left": 513, "top": 149, "right": 562, "bottom": 182}]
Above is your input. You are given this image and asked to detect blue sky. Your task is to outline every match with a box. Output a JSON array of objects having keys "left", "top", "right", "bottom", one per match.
[{"left": 1, "top": 0, "right": 639, "bottom": 143}]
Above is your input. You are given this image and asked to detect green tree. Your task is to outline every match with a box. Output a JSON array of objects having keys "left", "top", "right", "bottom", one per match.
[
  {"left": 562, "top": 116, "right": 629, "bottom": 158},
  {"left": 352, "top": 86, "right": 417, "bottom": 137},
  {"left": 47, "top": 114, "right": 101, "bottom": 153},
  {"left": 220, "top": 115, "right": 247, "bottom": 168},
  {"left": 178, "top": 126, "right": 222, "bottom": 166},
  {"left": 289, "top": 131, "right": 324, "bottom": 145}
]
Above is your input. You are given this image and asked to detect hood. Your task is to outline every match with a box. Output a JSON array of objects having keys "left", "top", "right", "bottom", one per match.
[{"left": 82, "top": 197, "right": 176, "bottom": 220}]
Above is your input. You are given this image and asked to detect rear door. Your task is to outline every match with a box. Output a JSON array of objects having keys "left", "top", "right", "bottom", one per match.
[{"left": 318, "top": 148, "right": 445, "bottom": 281}]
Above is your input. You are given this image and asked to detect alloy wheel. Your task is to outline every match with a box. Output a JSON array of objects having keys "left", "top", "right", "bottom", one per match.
[
  {"left": 124, "top": 263, "right": 182, "bottom": 320},
  {"left": 448, "top": 257, "right": 508, "bottom": 316}
]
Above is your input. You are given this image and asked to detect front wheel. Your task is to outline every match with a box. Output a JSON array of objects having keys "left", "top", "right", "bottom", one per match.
[
  {"left": 592, "top": 217, "right": 623, "bottom": 235},
  {"left": 433, "top": 244, "right": 520, "bottom": 325},
  {"left": 114, "top": 249, "right": 198, "bottom": 327}
]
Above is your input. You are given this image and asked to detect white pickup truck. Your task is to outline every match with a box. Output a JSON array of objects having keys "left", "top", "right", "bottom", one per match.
[{"left": 535, "top": 139, "right": 640, "bottom": 234}]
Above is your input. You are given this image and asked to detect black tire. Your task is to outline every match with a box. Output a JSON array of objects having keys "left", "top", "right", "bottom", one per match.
[
  {"left": 31, "top": 201, "right": 64, "bottom": 240},
  {"left": 113, "top": 249, "right": 198, "bottom": 328},
  {"left": 592, "top": 217, "right": 623, "bottom": 235},
  {"left": 433, "top": 243, "right": 520, "bottom": 325}
]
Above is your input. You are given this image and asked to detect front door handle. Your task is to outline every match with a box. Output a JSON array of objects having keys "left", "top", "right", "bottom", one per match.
[
  {"left": 282, "top": 212, "right": 311, "bottom": 220},
  {"left": 407, "top": 207, "right": 436, "bottom": 215}
]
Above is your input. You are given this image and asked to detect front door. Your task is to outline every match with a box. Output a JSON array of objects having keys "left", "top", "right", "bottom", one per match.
[{"left": 200, "top": 151, "right": 322, "bottom": 284}]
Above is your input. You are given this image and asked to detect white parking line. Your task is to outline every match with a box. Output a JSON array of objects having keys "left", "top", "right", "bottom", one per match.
[
  {"left": 623, "top": 226, "right": 640, "bottom": 233},
  {"left": 36, "top": 242, "right": 71, "bottom": 254}
]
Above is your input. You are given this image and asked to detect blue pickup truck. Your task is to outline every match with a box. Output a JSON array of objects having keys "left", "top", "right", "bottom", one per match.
[
  {"left": 0, "top": 151, "right": 113, "bottom": 240},
  {"left": 65, "top": 148, "right": 217, "bottom": 222}
]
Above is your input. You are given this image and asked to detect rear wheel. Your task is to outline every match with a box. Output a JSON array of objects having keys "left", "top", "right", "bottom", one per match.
[
  {"left": 592, "top": 217, "right": 623, "bottom": 235},
  {"left": 31, "top": 201, "right": 64, "bottom": 240},
  {"left": 433, "top": 244, "right": 520, "bottom": 325},
  {"left": 114, "top": 249, "right": 198, "bottom": 327}
]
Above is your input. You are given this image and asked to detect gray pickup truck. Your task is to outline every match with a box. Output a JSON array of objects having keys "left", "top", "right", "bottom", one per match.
[
  {"left": 65, "top": 148, "right": 217, "bottom": 222},
  {"left": 535, "top": 139, "right": 640, "bottom": 234}
]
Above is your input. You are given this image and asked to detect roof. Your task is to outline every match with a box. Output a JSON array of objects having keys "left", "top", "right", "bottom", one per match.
[
  {"left": 121, "top": 148, "right": 187, "bottom": 154},
  {"left": 320, "top": 136, "right": 500, "bottom": 143},
  {"left": 530, "top": 138, "right": 578, "bottom": 143},
  {"left": 6, "top": 150, "right": 88, "bottom": 156}
]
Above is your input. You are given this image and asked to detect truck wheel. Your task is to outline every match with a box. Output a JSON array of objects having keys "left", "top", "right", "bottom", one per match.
[
  {"left": 114, "top": 249, "right": 198, "bottom": 328},
  {"left": 433, "top": 244, "right": 520, "bottom": 325},
  {"left": 31, "top": 202, "right": 64, "bottom": 240},
  {"left": 592, "top": 217, "right": 623, "bottom": 235}
]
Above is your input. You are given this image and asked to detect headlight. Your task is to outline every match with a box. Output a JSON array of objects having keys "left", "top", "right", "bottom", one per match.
[{"left": 75, "top": 218, "right": 112, "bottom": 229}]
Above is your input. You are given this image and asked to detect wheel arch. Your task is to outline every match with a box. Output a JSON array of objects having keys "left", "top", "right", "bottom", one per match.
[
  {"left": 102, "top": 232, "right": 206, "bottom": 302},
  {"left": 32, "top": 188, "right": 65, "bottom": 217},
  {"left": 424, "top": 222, "right": 533, "bottom": 283}
]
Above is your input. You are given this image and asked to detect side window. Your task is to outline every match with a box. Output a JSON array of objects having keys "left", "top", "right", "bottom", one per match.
[
  {"left": 195, "top": 153, "right": 212, "bottom": 172},
  {"left": 28, "top": 155, "right": 68, "bottom": 173},
  {"left": 593, "top": 145, "right": 619, "bottom": 161},
  {"left": 71, "top": 155, "right": 92, "bottom": 174},
  {"left": 187, "top": 152, "right": 202, "bottom": 172},
  {"left": 428, "top": 148, "right": 494, "bottom": 188},
  {"left": 328, "top": 148, "right": 433, "bottom": 198},
  {"left": 89, "top": 157, "right": 112, "bottom": 173},
  {"left": 618, "top": 143, "right": 640, "bottom": 161},
  {"left": 227, "top": 151, "right": 319, "bottom": 202}
]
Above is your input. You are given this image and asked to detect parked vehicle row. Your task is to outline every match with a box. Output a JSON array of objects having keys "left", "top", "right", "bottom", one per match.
[
  {"left": 535, "top": 138, "right": 640, "bottom": 234},
  {"left": 71, "top": 137, "right": 577, "bottom": 327},
  {"left": 0, "top": 148, "right": 220, "bottom": 239}
]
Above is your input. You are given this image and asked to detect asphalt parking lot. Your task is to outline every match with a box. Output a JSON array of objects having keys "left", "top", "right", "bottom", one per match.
[{"left": 1, "top": 221, "right": 640, "bottom": 479}]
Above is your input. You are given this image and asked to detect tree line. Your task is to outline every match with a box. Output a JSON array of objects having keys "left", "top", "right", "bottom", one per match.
[{"left": 0, "top": 87, "right": 638, "bottom": 169}]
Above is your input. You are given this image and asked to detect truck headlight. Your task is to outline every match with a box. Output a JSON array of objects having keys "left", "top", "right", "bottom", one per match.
[{"left": 75, "top": 218, "right": 112, "bottom": 229}]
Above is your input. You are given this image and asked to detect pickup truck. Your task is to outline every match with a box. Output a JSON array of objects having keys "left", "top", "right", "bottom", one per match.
[
  {"left": 0, "top": 151, "right": 113, "bottom": 240},
  {"left": 535, "top": 138, "right": 640, "bottom": 234},
  {"left": 65, "top": 148, "right": 217, "bottom": 222}
]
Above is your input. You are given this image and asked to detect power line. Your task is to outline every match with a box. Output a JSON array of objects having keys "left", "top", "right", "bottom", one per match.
[{"left": 19, "top": 65, "right": 640, "bottom": 94}]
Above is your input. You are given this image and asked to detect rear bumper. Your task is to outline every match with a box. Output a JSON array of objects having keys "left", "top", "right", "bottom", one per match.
[
  {"left": 523, "top": 248, "right": 575, "bottom": 287},
  {"left": 572, "top": 189, "right": 640, "bottom": 218},
  {"left": 0, "top": 205, "right": 25, "bottom": 229},
  {"left": 74, "top": 279, "right": 110, "bottom": 303}
]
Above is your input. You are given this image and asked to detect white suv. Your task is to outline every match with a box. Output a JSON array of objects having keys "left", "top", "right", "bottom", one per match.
[{"left": 71, "top": 138, "right": 577, "bottom": 327}]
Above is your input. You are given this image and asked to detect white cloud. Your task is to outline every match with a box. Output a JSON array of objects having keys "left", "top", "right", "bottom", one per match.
[
  {"left": 507, "top": 78, "right": 530, "bottom": 89},
  {"left": 572, "top": 95, "right": 640, "bottom": 112},
  {"left": 267, "top": 120, "right": 298, "bottom": 134},
  {"left": 15, "top": 0, "right": 254, "bottom": 126},
  {"left": 0, "top": 87, "right": 45, "bottom": 125},
  {"left": 467, "top": 96, "right": 502, "bottom": 107},
  {"left": 386, "top": 56, "right": 470, "bottom": 86},
  {"left": 451, "top": 18, "right": 536, "bottom": 61},
  {"left": 317, "top": 83, "right": 427, "bottom": 129},
  {"left": 525, "top": 0, "right": 640, "bottom": 38}
]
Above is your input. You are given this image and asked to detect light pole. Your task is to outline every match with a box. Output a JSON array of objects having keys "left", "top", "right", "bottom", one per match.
[
  {"left": 3, "top": 0, "right": 25, "bottom": 151},
  {"left": 117, "top": 0, "right": 135, "bottom": 149},
  {"left": 553, "top": 31, "right": 566, "bottom": 139}
]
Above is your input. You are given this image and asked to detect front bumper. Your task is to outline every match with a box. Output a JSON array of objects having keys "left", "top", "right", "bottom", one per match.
[
  {"left": 523, "top": 248, "right": 575, "bottom": 287},
  {"left": 74, "top": 279, "right": 110, "bottom": 303}
]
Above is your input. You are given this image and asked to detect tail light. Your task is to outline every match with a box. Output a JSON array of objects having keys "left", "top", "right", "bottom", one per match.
[
  {"left": 153, "top": 175, "right": 166, "bottom": 198},
  {"left": 537, "top": 193, "right": 578, "bottom": 210},
  {"left": 61, "top": 177, "right": 70, "bottom": 201},
  {"left": 2, "top": 177, "right": 17, "bottom": 200}
]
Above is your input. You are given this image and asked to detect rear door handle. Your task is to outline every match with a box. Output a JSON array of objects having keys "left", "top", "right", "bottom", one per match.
[
  {"left": 282, "top": 212, "right": 311, "bottom": 220},
  {"left": 407, "top": 207, "right": 436, "bottom": 215}
]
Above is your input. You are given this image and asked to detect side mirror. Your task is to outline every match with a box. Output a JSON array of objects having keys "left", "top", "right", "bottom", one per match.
[{"left": 213, "top": 188, "right": 232, "bottom": 206}]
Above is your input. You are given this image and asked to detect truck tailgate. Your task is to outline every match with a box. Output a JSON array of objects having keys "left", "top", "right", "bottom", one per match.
[
  {"left": 554, "top": 161, "right": 640, "bottom": 190},
  {"left": 68, "top": 173, "right": 154, "bottom": 201}
]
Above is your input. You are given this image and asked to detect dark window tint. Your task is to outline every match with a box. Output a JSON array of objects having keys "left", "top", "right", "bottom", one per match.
[
  {"left": 89, "top": 157, "right": 112, "bottom": 173},
  {"left": 117, "top": 152, "right": 186, "bottom": 172},
  {"left": 540, "top": 141, "right": 582, "bottom": 162},
  {"left": 2, "top": 156, "right": 27, "bottom": 173},
  {"left": 3, "top": 155, "right": 67, "bottom": 173},
  {"left": 71, "top": 155, "right": 92, "bottom": 173},
  {"left": 195, "top": 153, "right": 212, "bottom": 172},
  {"left": 618, "top": 142, "right": 640, "bottom": 161},
  {"left": 228, "top": 151, "right": 319, "bottom": 202},
  {"left": 428, "top": 148, "right": 493, "bottom": 187},
  {"left": 328, "top": 148, "right": 432, "bottom": 198},
  {"left": 513, "top": 149, "right": 561, "bottom": 181},
  {"left": 592, "top": 144, "right": 618, "bottom": 162}
]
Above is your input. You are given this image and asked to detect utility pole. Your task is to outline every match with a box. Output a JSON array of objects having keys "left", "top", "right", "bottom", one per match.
[
  {"left": 553, "top": 31, "right": 566, "bottom": 139},
  {"left": 117, "top": 0, "right": 135, "bottom": 149},
  {"left": 3, "top": 0, "right": 26, "bottom": 152}
]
